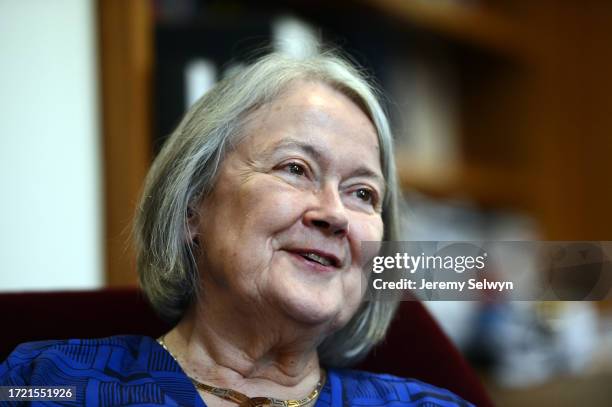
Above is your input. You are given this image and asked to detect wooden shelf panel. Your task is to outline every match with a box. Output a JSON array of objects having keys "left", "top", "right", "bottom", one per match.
[
  {"left": 362, "top": 0, "right": 525, "bottom": 57},
  {"left": 395, "top": 151, "right": 530, "bottom": 210}
]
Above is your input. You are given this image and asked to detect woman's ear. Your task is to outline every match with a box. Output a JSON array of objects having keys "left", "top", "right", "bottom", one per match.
[{"left": 187, "top": 205, "right": 200, "bottom": 247}]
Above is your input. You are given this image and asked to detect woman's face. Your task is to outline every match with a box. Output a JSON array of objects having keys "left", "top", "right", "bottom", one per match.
[{"left": 193, "top": 80, "right": 385, "bottom": 331}]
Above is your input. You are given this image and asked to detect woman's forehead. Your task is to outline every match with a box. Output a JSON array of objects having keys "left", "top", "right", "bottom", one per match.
[{"left": 241, "top": 81, "right": 379, "bottom": 151}]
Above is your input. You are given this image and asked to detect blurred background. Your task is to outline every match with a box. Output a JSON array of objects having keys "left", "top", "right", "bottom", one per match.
[{"left": 1, "top": 0, "right": 612, "bottom": 405}]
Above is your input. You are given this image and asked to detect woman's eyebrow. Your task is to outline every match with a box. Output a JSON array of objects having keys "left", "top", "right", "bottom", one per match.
[
  {"left": 349, "top": 167, "right": 386, "bottom": 194},
  {"left": 262, "top": 139, "right": 323, "bottom": 161}
]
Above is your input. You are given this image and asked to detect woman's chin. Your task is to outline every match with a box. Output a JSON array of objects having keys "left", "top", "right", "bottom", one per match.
[
  {"left": 266, "top": 267, "right": 362, "bottom": 328},
  {"left": 278, "top": 297, "right": 342, "bottom": 327}
]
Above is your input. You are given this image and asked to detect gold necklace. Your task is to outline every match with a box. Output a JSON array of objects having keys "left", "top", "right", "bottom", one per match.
[{"left": 156, "top": 336, "right": 325, "bottom": 407}]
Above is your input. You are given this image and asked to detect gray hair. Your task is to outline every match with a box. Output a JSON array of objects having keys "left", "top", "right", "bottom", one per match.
[{"left": 134, "top": 50, "right": 401, "bottom": 366}]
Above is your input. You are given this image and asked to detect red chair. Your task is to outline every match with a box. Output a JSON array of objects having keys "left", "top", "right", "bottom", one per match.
[{"left": 0, "top": 288, "right": 493, "bottom": 406}]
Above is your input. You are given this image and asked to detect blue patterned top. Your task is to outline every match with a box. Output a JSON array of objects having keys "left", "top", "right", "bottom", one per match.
[{"left": 0, "top": 335, "right": 472, "bottom": 406}]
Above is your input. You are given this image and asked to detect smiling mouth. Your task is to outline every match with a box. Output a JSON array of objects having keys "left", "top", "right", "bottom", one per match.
[
  {"left": 285, "top": 249, "right": 341, "bottom": 269},
  {"left": 300, "top": 252, "right": 334, "bottom": 267}
]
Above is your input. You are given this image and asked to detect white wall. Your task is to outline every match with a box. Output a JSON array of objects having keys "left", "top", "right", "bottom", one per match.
[{"left": 0, "top": 0, "right": 102, "bottom": 291}]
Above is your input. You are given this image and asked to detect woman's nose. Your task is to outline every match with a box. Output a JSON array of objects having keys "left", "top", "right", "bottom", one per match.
[{"left": 303, "top": 186, "right": 349, "bottom": 238}]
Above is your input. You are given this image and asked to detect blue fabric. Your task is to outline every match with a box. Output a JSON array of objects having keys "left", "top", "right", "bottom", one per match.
[{"left": 0, "top": 335, "right": 472, "bottom": 406}]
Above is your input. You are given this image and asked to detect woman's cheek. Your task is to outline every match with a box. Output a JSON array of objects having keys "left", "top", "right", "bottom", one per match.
[
  {"left": 247, "top": 187, "right": 306, "bottom": 231},
  {"left": 350, "top": 215, "right": 384, "bottom": 257}
]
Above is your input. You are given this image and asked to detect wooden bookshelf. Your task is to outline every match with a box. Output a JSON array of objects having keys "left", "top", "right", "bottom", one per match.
[{"left": 386, "top": 1, "right": 612, "bottom": 241}]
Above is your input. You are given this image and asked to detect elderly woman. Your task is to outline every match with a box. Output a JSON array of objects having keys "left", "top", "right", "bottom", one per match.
[{"left": 0, "top": 51, "right": 471, "bottom": 406}]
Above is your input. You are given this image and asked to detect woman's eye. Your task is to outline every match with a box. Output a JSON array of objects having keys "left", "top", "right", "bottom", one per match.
[
  {"left": 286, "top": 163, "right": 306, "bottom": 176},
  {"left": 355, "top": 188, "right": 374, "bottom": 203}
]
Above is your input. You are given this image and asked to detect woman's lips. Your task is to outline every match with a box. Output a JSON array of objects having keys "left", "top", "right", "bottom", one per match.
[{"left": 285, "top": 250, "right": 340, "bottom": 273}]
